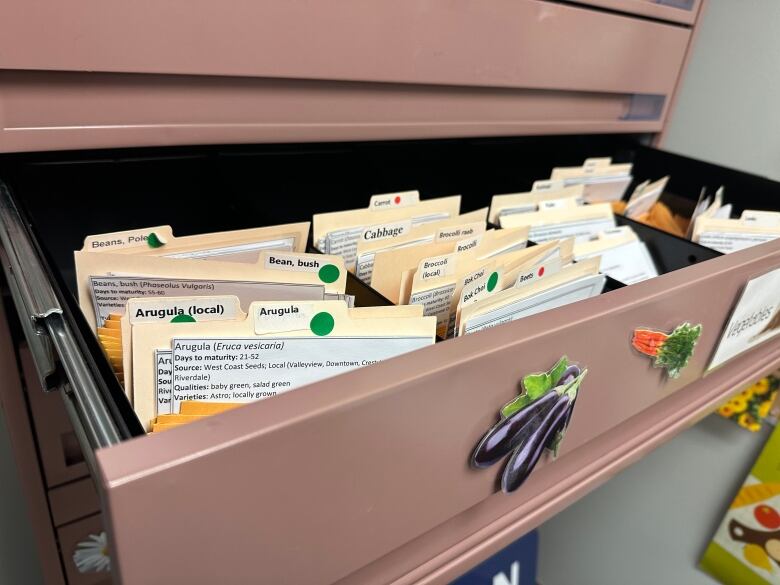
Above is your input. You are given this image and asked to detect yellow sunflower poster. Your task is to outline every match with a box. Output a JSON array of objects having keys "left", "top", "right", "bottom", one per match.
[{"left": 718, "top": 373, "right": 779, "bottom": 432}]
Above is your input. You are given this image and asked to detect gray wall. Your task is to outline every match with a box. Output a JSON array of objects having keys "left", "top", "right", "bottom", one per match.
[
  {"left": 537, "top": 415, "right": 769, "bottom": 585},
  {"left": 0, "top": 404, "right": 44, "bottom": 584},
  {"left": 662, "top": 0, "right": 780, "bottom": 181},
  {"left": 539, "top": 2, "right": 780, "bottom": 583}
]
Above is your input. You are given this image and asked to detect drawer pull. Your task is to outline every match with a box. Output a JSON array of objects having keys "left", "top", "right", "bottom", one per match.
[
  {"left": 621, "top": 94, "right": 666, "bottom": 122},
  {"left": 657, "top": 0, "right": 696, "bottom": 9}
]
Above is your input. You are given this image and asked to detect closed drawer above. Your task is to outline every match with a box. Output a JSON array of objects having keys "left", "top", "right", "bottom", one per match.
[
  {"left": 0, "top": 0, "right": 691, "bottom": 151},
  {"left": 0, "top": 0, "right": 691, "bottom": 92}
]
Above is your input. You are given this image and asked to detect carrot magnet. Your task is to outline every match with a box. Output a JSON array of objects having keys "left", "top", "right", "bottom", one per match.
[
  {"left": 471, "top": 356, "right": 587, "bottom": 494},
  {"left": 632, "top": 322, "right": 702, "bottom": 378}
]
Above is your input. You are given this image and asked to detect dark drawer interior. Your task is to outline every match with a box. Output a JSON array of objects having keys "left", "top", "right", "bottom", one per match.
[
  {"left": 0, "top": 134, "right": 713, "bottom": 287},
  {"left": 0, "top": 133, "right": 769, "bottom": 442}
]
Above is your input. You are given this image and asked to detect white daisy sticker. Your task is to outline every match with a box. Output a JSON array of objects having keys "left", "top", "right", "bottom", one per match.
[{"left": 73, "top": 531, "right": 111, "bottom": 573}]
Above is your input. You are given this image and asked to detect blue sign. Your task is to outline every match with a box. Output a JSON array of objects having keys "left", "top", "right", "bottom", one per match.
[{"left": 450, "top": 531, "right": 538, "bottom": 585}]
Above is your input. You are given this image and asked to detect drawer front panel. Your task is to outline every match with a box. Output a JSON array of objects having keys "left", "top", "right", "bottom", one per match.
[
  {"left": 1, "top": 71, "right": 666, "bottom": 153},
  {"left": 2, "top": 1, "right": 689, "bottom": 94},
  {"left": 0, "top": 1, "right": 691, "bottom": 150},
  {"left": 48, "top": 477, "right": 101, "bottom": 528},
  {"left": 97, "top": 239, "right": 780, "bottom": 585},
  {"left": 20, "top": 347, "right": 89, "bottom": 488}
]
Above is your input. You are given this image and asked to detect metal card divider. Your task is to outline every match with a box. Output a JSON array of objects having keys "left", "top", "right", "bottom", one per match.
[
  {"left": 344, "top": 272, "right": 394, "bottom": 308},
  {"left": 615, "top": 214, "right": 721, "bottom": 274},
  {"left": 307, "top": 240, "right": 395, "bottom": 308}
]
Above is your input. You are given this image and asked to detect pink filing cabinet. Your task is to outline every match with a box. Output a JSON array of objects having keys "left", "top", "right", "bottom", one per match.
[{"left": 8, "top": 2, "right": 780, "bottom": 585}]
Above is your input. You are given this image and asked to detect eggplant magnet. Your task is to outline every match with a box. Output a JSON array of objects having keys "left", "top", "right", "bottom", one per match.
[{"left": 471, "top": 356, "right": 587, "bottom": 494}]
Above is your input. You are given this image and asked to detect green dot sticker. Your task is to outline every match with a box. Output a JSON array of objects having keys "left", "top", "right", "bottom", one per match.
[
  {"left": 318, "top": 264, "right": 340, "bottom": 284},
  {"left": 147, "top": 232, "right": 166, "bottom": 249},
  {"left": 487, "top": 271, "right": 499, "bottom": 292},
  {"left": 170, "top": 314, "right": 196, "bottom": 323},
  {"left": 310, "top": 312, "right": 335, "bottom": 336}
]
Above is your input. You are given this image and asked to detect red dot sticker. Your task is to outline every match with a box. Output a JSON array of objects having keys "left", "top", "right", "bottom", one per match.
[
  {"left": 394, "top": 196, "right": 401, "bottom": 204},
  {"left": 538, "top": 266, "right": 545, "bottom": 277}
]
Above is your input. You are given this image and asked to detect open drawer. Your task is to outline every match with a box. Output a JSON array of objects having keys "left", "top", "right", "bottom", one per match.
[{"left": 0, "top": 135, "right": 779, "bottom": 585}]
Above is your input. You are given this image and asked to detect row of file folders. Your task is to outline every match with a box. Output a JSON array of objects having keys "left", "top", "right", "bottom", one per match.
[{"left": 72, "top": 156, "right": 780, "bottom": 433}]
